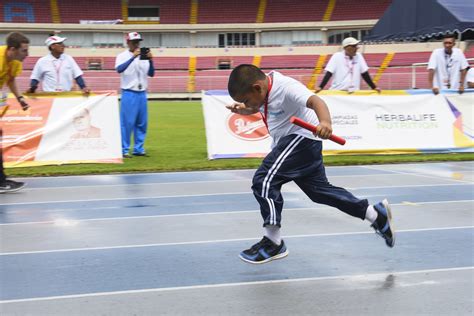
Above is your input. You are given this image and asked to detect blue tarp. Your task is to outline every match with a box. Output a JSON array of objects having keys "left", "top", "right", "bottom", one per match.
[{"left": 364, "top": 0, "right": 474, "bottom": 42}]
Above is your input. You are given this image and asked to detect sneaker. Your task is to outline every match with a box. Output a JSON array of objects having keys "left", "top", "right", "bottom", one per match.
[
  {"left": 371, "top": 199, "right": 395, "bottom": 248},
  {"left": 0, "top": 180, "right": 26, "bottom": 194},
  {"left": 239, "top": 236, "right": 289, "bottom": 264},
  {"left": 123, "top": 153, "right": 133, "bottom": 158},
  {"left": 132, "top": 152, "right": 149, "bottom": 157}
]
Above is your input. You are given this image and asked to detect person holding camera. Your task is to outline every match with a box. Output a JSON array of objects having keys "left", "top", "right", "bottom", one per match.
[{"left": 115, "top": 32, "right": 155, "bottom": 158}]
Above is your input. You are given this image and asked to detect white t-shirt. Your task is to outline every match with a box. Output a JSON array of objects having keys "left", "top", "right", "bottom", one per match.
[
  {"left": 30, "top": 53, "right": 83, "bottom": 92},
  {"left": 427, "top": 48, "right": 468, "bottom": 90},
  {"left": 465, "top": 68, "right": 474, "bottom": 87},
  {"left": 115, "top": 50, "right": 150, "bottom": 91},
  {"left": 325, "top": 51, "right": 369, "bottom": 91},
  {"left": 263, "top": 71, "right": 319, "bottom": 146}
]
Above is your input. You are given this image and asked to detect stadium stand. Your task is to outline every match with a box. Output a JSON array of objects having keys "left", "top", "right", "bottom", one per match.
[
  {"left": 197, "top": 0, "right": 259, "bottom": 24},
  {"left": 263, "top": 0, "right": 327, "bottom": 23},
  {"left": 0, "top": 0, "right": 390, "bottom": 24},
  {"left": 1, "top": 0, "right": 51, "bottom": 23},
  {"left": 330, "top": 0, "right": 392, "bottom": 21},
  {"left": 58, "top": 0, "right": 121, "bottom": 23},
  {"left": 131, "top": 0, "right": 191, "bottom": 24}
]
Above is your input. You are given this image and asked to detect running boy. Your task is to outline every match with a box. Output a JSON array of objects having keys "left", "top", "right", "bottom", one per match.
[{"left": 226, "top": 64, "right": 395, "bottom": 264}]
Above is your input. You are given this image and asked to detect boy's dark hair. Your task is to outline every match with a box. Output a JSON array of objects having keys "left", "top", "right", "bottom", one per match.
[
  {"left": 228, "top": 64, "right": 266, "bottom": 98},
  {"left": 443, "top": 34, "right": 456, "bottom": 40},
  {"left": 6, "top": 32, "right": 30, "bottom": 49}
]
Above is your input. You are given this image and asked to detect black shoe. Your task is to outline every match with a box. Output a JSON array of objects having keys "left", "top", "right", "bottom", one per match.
[
  {"left": 132, "top": 152, "right": 149, "bottom": 157},
  {"left": 371, "top": 199, "right": 395, "bottom": 248},
  {"left": 239, "top": 236, "right": 289, "bottom": 264},
  {"left": 123, "top": 153, "right": 133, "bottom": 158},
  {"left": 0, "top": 180, "right": 26, "bottom": 193}
]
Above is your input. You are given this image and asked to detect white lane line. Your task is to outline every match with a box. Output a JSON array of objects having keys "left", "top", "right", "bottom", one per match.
[
  {"left": 1, "top": 266, "right": 472, "bottom": 304},
  {"left": 12, "top": 164, "right": 396, "bottom": 181},
  {"left": 18, "top": 171, "right": 472, "bottom": 191},
  {"left": 2, "top": 182, "right": 472, "bottom": 206},
  {"left": 12, "top": 168, "right": 258, "bottom": 180},
  {"left": 0, "top": 191, "right": 250, "bottom": 206},
  {"left": 1, "top": 226, "right": 472, "bottom": 256},
  {"left": 360, "top": 165, "right": 473, "bottom": 184},
  {"left": 20, "top": 173, "right": 399, "bottom": 191},
  {"left": 1, "top": 199, "right": 472, "bottom": 226}
]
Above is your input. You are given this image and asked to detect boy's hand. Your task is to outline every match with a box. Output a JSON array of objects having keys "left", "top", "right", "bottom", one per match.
[
  {"left": 314, "top": 121, "right": 332, "bottom": 139},
  {"left": 226, "top": 102, "right": 258, "bottom": 115}
]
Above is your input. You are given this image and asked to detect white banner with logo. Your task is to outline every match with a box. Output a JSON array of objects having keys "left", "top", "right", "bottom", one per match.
[
  {"left": 2, "top": 91, "right": 122, "bottom": 167},
  {"left": 202, "top": 90, "right": 473, "bottom": 159}
]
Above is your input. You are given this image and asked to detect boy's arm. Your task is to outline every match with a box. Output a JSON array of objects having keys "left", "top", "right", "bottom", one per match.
[
  {"left": 226, "top": 102, "right": 260, "bottom": 115},
  {"left": 306, "top": 95, "right": 332, "bottom": 139}
]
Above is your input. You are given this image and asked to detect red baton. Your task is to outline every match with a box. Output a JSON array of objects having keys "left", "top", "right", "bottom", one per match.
[{"left": 290, "top": 116, "right": 346, "bottom": 145}]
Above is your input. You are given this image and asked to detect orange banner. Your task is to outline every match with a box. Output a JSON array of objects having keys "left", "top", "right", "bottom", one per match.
[{"left": 1, "top": 91, "right": 122, "bottom": 168}]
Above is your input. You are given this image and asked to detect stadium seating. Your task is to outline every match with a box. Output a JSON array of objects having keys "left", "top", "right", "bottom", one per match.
[
  {"left": 1, "top": 0, "right": 51, "bottom": 23},
  {"left": 58, "top": 0, "right": 121, "bottom": 23},
  {"left": 330, "top": 0, "right": 391, "bottom": 21},
  {"left": 135, "top": 0, "right": 191, "bottom": 24},
  {"left": 197, "top": 0, "right": 259, "bottom": 24},
  {"left": 0, "top": 0, "right": 391, "bottom": 24},
  {"left": 260, "top": 0, "right": 326, "bottom": 23}
]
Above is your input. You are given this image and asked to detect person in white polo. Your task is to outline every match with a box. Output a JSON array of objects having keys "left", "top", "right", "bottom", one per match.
[
  {"left": 428, "top": 34, "right": 468, "bottom": 95},
  {"left": 316, "top": 37, "right": 380, "bottom": 93},
  {"left": 115, "top": 32, "right": 155, "bottom": 158},
  {"left": 28, "top": 35, "right": 90, "bottom": 94}
]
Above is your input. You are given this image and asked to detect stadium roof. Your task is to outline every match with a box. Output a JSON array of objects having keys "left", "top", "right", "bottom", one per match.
[{"left": 364, "top": 0, "right": 474, "bottom": 42}]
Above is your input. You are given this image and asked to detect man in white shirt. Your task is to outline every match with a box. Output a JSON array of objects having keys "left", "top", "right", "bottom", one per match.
[
  {"left": 115, "top": 32, "right": 155, "bottom": 158},
  {"left": 226, "top": 64, "right": 394, "bottom": 264},
  {"left": 316, "top": 37, "right": 380, "bottom": 93},
  {"left": 428, "top": 34, "right": 468, "bottom": 94},
  {"left": 28, "top": 35, "right": 90, "bottom": 94}
]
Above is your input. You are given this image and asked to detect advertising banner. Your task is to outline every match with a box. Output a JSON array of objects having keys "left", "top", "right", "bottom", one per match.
[
  {"left": 202, "top": 90, "right": 473, "bottom": 159},
  {"left": 1, "top": 91, "right": 122, "bottom": 167}
]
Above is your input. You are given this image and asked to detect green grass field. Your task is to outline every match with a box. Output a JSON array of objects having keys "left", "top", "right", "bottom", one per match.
[{"left": 6, "top": 101, "right": 474, "bottom": 177}]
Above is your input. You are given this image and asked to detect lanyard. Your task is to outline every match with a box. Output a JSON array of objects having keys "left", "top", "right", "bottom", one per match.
[
  {"left": 134, "top": 56, "right": 143, "bottom": 90},
  {"left": 52, "top": 58, "right": 63, "bottom": 90},
  {"left": 445, "top": 53, "right": 453, "bottom": 88},
  {"left": 261, "top": 73, "right": 273, "bottom": 130},
  {"left": 345, "top": 55, "right": 356, "bottom": 87}
]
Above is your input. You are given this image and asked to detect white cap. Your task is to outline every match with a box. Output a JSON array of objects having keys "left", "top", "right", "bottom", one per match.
[
  {"left": 342, "top": 37, "right": 360, "bottom": 48},
  {"left": 126, "top": 32, "right": 142, "bottom": 41},
  {"left": 45, "top": 35, "right": 67, "bottom": 47}
]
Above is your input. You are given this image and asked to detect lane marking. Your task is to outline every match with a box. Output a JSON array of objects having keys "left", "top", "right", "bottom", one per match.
[
  {"left": 360, "top": 165, "right": 473, "bottom": 184},
  {"left": 20, "top": 173, "right": 408, "bottom": 191},
  {"left": 1, "top": 266, "right": 472, "bottom": 304},
  {"left": 1, "top": 199, "right": 473, "bottom": 226},
  {"left": 1, "top": 225, "right": 472, "bottom": 256},
  {"left": 1, "top": 182, "right": 472, "bottom": 206}
]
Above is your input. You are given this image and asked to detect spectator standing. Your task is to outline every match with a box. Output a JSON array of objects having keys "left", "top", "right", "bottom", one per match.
[
  {"left": 28, "top": 35, "right": 90, "bottom": 94},
  {"left": 115, "top": 32, "right": 155, "bottom": 158},
  {"left": 428, "top": 34, "right": 468, "bottom": 95},
  {"left": 316, "top": 37, "right": 380, "bottom": 93}
]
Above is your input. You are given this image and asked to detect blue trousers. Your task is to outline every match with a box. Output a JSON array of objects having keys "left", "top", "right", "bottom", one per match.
[
  {"left": 252, "top": 134, "right": 368, "bottom": 227},
  {"left": 120, "top": 89, "right": 148, "bottom": 155}
]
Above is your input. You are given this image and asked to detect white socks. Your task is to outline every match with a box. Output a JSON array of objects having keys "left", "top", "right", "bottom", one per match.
[
  {"left": 264, "top": 207, "right": 377, "bottom": 244},
  {"left": 264, "top": 225, "right": 281, "bottom": 245},
  {"left": 365, "top": 205, "right": 378, "bottom": 224}
]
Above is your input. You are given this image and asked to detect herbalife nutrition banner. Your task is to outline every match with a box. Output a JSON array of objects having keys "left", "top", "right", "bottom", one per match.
[
  {"left": 1, "top": 91, "right": 122, "bottom": 167},
  {"left": 202, "top": 90, "right": 473, "bottom": 159}
]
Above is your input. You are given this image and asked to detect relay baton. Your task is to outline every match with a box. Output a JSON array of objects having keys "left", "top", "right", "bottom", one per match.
[{"left": 290, "top": 116, "right": 346, "bottom": 145}]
